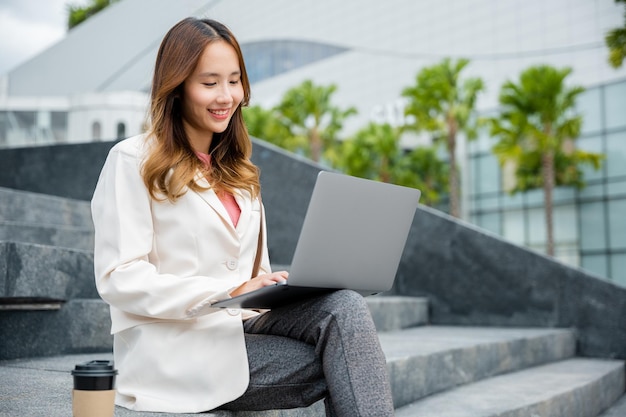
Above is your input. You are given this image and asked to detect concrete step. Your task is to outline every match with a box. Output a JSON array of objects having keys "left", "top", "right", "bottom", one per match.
[
  {"left": 0, "top": 187, "right": 92, "bottom": 228},
  {"left": 0, "top": 220, "right": 94, "bottom": 251},
  {"left": 0, "top": 326, "right": 582, "bottom": 417},
  {"left": 394, "top": 358, "right": 625, "bottom": 417},
  {"left": 368, "top": 295, "right": 429, "bottom": 331},
  {"left": 599, "top": 394, "right": 626, "bottom": 417},
  {"left": 0, "top": 296, "right": 428, "bottom": 360},
  {"left": 380, "top": 325, "right": 576, "bottom": 408},
  {"left": 0, "top": 299, "right": 112, "bottom": 360},
  {"left": 0, "top": 241, "right": 97, "bottom": 303}
]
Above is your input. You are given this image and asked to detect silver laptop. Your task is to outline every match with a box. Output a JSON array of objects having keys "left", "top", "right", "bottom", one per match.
[{"left": 212, "top": 171, "right": 420, "bottom": 309}]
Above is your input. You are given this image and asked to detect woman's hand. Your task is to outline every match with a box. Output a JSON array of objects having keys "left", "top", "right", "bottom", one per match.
[{"left": 229, "top": 271, "right": 289, "bottom": 298}]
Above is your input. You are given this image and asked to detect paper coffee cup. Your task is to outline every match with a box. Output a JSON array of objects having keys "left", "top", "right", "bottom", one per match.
[{"left": 71, "top": 360, "right": 117, "bottom": 417}]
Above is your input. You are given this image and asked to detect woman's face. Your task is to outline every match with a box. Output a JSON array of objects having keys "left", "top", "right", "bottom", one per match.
[{"left": 180, "top": 40, "right": 244, "bottom": 152}]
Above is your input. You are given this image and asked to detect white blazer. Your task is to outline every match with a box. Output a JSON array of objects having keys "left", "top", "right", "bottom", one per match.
[{"left": 91, "top": 134, "right": 271, "bottom": 413}]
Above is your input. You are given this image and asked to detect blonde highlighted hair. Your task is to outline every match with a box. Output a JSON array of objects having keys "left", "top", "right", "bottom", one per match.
[{"left": 143, "top": 17, "right": 259, "bottom": 201}]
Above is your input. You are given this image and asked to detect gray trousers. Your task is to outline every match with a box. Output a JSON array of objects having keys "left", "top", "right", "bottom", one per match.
[{"left": 219, "top": 290, "right": 395, "bottom": 416}]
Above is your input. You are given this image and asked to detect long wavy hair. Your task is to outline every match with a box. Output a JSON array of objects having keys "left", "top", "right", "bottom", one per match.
[{"left": 143, "top": 17, "right": 259, "bottom": 201}]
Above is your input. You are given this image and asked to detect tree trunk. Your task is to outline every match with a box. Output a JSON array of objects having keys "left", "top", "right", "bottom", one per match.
[
  {"left": 542, "top": 150, "right": 555, "bottom": 256},
  {"left": 310, "top": 126, "right": 322, "bottom": 162},
  {"left": 380, "top": 156, "right": 391, "bottom": 183},
  {"left": 447, "top": 118, "right": 460, "bottom": 218}
]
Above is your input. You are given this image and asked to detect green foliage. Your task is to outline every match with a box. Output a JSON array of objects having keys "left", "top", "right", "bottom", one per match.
[
  {"left": 489, "top": 65, "right": 601, "bottom": 193},
  {"left": 243, "top": 105, "right": 297, "bottom": 150},
  {"left": 402, "top": 58, "right": 484, "bottom": 139},
  {"left": 401, "top": 58, "right": 485, "bottom": 216},
  {"left": 335, "top": 122, "right": 448, "bottom": 206},
  {"left": 67, "top": 0, "right": 119, "bottom": 30},
  {"left": 274, "top": 80, "right": 357, "bottom": 163},
  {"left": 605, "top": 0, "right": 626, "bottom": 68},
  {"left": 499, "top": 147, "right": 603, "bottom": 193},
  {"left": 489, "top": 64, "right": 603, "bottom": 256},
  {"left": 395, "top": 147, "right": 449, "bottom": 206}
]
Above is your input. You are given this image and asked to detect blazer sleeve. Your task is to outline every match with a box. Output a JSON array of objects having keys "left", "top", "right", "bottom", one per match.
[{"left": 91, "top": 141, "right": 237, "bottom": 321}]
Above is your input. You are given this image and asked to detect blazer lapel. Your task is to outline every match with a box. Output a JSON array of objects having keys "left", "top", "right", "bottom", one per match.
[
  {"left": 193, "top": 174, "right": 234, "bottom": 230},
  {"left": 233, "top": 191, "right": 252, "bottom": 235}
]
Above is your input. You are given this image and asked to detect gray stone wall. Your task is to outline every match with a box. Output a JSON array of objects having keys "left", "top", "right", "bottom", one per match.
[
  {"left": 0, "top": 141, "right": 114, "bottom": 201},
  {"left": 0, "top": 138, "right": 624, "bottom": 359},
  {"left": 395, "top": 204, "right": 626, "bottom": 359}
]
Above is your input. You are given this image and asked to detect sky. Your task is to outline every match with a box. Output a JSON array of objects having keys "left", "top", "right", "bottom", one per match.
[{"left": 0, "top": 0, "right": 90, "bottom": 75}]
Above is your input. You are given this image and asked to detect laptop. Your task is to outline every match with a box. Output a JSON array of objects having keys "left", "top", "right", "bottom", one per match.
[{"left": 212, "top": 171, "right": 420, "bottom": 309}]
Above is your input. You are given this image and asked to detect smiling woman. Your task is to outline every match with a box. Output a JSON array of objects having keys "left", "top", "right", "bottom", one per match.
[{"left": 90, "top": 17, "right": 394, "bottom": 416}]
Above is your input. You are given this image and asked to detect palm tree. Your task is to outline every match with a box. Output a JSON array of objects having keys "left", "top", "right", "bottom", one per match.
[
  {"left": 489, "top": 65, "right": 603, "bottom": 256},
  {"left": 402, "top": 58, "right": 484, "bottom": 218},
  {"left": 243, "top": 105, "right": 295, "bottom": 150},
  {"left": 339, "top": 123, "right": 398, "bottom": 183},
  {"left": 606, "top": 0, "right": 626, "bottom": 68},
  {"left": 335, "top": 122, "right": 448, "bottom": 206},
  {"left": 274, "top": 80, "right": 356, "bottom": 163},
  {"left": 396, "top": 146, "right": 449, "bottom": 207}
]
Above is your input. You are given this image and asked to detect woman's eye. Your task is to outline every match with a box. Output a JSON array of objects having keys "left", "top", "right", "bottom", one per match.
[
  {"left": 230, "top": 79, "right": 240, "bottom": 85},
  {"left": 203, "top": 82, "right": 217, "bottom": 87}
]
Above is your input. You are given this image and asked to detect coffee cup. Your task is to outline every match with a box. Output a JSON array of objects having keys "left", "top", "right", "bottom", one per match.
[{"left": 71, "top": 360, "right": 118, "bottom": 417}]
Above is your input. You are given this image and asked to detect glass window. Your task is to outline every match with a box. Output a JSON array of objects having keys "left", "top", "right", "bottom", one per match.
[
  {"left": 606, "top": 131, "right": 626, "bottom": 179},
  {"left": 581, "top": 254, "right": 608, "bottom": 278},
  {"left": 527, "top": 207, "right": 546, "bottom": 245},
  {"left": 469, "top": 155, "right": 480, "bottom": 196},
  {"left": 607, "top": 180, "right": 626, "bottom": 196},
  {"left": 526, "top": 189, "right": 543, "bottom": 205},
  {"left": 116, "top": 122, "right": 126, "bottom": 140},
  {"left": 553, "top": 187, "right": 575, "bottom": 204},
  {"left": 502, "top": 209, "right": 526, "bottom": 245},
  {"left": 580, "top": 201, "right": 607, "bottom": 250},
  {"left": 610, "top": 253, "right": 626, "bottom": 287},
  {"left": 578, "top": 182, "right": 604, "bottom": 199},
  {"left": 473, "top": 153, "right": 500, "bottom": 194},
  {"left": 555, "top": 242, "right": 579, "bottom": 267},
  {"left": 608, "top": 199, "right": 626, "bottom": 249},
  {"left": 576, "top": 87, "right": 602, "bottom": 135},
  {"left": 477, "top": 212, "right": 501, "bottom": 235},
  {"left": 501, "top": 191, "right": 524, "bottom": 208},
  {"left": 553, "top": 204, "right": 577, "bottom": 243},
  {"left": 471, "top": 126, "right": 496, "bottom": 153},
  {"left": 475, "top": 195, "right": 500, "bottom": 210},
  {"left": 50, "top": 111, "right": 67, "bottom": 143},
  {"left": 0, "top": 111, "right": 8, "bottom": 145},
  {"left": 576, "top": 135, "right": 604, "bottom": 182},
  {"left": 50, "top": 112, "right": 67, "bottom": 129},
  {"left": 92, "top": 121, "right": 102, "bottom": 141},
  {"left": 241, "top": 40, "right": 348, "bottom": 84},
  {"left": 13, "top": 111, "right": 35, "bottom": 128},
  {"left": 605, "top": 81, "right": 626, "bottom": 130}
]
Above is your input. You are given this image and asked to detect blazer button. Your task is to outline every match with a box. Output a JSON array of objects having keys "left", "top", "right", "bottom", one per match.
[
  {"left": 226, "top": 259, "right": 238, "bottom": 270},
  {"left": 227, "top": 308, "right": 240, "bottom": 316}
]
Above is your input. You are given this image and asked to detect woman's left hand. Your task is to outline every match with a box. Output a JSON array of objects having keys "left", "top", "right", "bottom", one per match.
[{"left": 229, "top": 271, "right": 289, "bottom": 297}]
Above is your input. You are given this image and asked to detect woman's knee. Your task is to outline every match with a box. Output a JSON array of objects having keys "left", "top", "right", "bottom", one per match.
[{"left": 322, "top": 290, "right": 370, "bottom": 318}]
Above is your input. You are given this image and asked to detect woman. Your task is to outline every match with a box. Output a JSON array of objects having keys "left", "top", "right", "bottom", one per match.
[{"left": 91, "top": 17, "right": 394, "bottom": 416}]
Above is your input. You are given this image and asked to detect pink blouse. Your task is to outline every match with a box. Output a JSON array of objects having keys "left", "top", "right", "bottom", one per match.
[{"left": 196, "top": 152, "right": 241, "bottom": 227}]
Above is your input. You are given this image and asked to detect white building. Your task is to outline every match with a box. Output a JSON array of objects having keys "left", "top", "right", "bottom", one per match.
[{"left": 1, "top": 0, "right": 625, "bottom": 284}]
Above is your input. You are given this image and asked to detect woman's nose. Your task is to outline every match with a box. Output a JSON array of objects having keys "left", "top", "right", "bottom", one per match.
[{"left": 216, "top": 85, "right": 233, "bottom": 104}]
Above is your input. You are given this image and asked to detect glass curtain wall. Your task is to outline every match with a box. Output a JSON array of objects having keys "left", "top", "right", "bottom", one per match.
[{"left": 468, "top": 79, "right": 626, "bottom": 286}]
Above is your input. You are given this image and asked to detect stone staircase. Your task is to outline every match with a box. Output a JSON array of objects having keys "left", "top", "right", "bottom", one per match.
[
  {"left": 1, "top": 187, "right": 625, "bottom": 417},
  {"left": 0, "top": 187, "right": 94, "bottom": 251}
]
